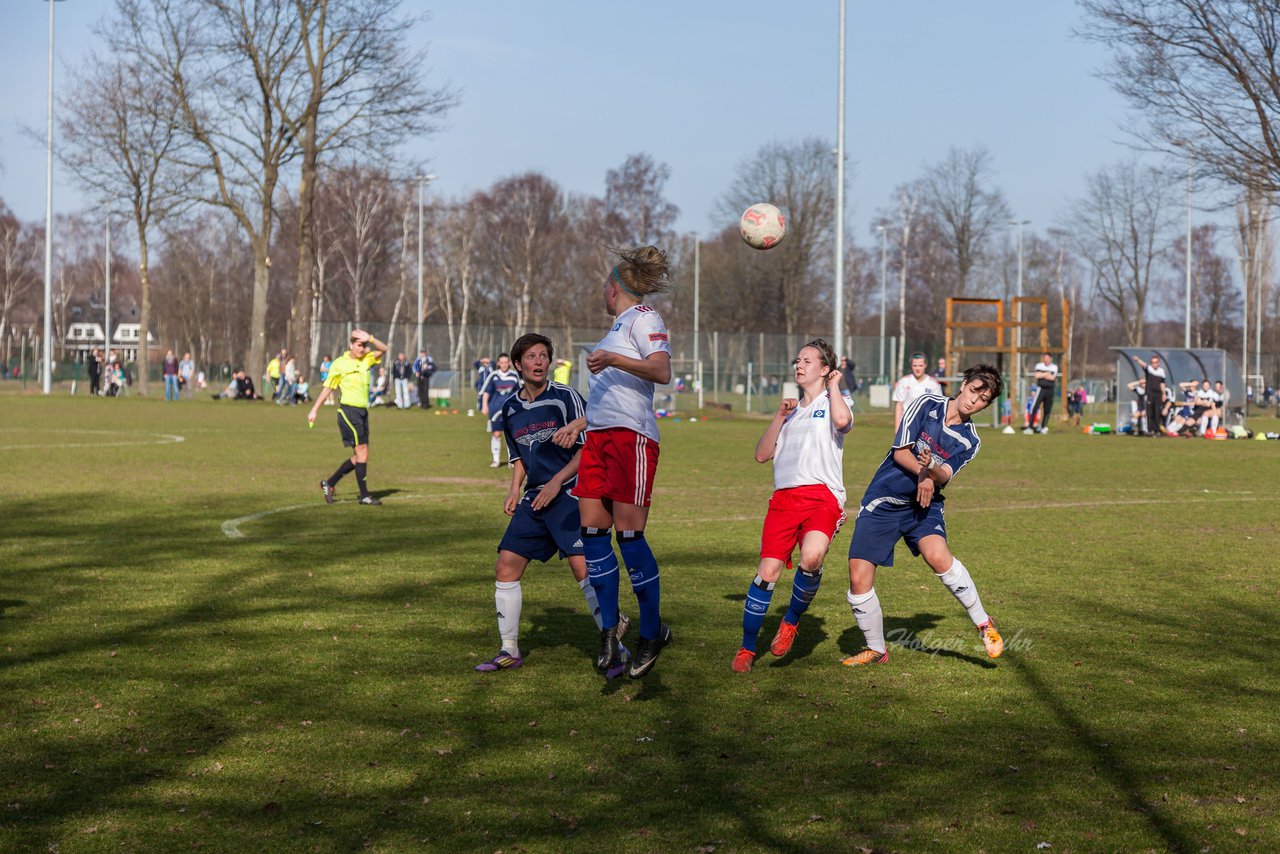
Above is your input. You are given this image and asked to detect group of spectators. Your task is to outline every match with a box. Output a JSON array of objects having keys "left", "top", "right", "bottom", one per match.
[
  {"left": 1128, "top": 354, "right": 1230, "bottom": 437},
  {"left": 366, "top": 350, "right": 435, "bottom": 408},
  {"left": 88, "top": 347, "right": 204, "bottom": 398}
]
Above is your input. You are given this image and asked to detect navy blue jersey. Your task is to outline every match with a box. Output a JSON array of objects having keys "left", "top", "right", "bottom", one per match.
[
  {"left": 501, "top": 382, "right": 587, "bottom": 495},
  {"left": 859, "top": 393, "right": 981, "bottom": 510},
  {"left": 481, "top": 369, "right": 521, "bottom": 409}
]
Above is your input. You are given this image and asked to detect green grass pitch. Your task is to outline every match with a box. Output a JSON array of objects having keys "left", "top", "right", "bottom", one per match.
[{"left": 1, "top": 392, "right": 1277, "bottom": 852}]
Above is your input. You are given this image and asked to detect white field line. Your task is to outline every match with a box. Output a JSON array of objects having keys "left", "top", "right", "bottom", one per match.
[
  {"left": 220, "top": 491, "right": 491, "bottom": 538},
  {"left": 0, "top": 430, "right": 185, "bottom": 450}
]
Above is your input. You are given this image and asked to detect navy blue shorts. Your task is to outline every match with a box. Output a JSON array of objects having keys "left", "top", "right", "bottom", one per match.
[
  {"left": 487, "top": 411, "right": 506, "bottom": 433},
  {"left": 847, "top": 500, "right": 947, "bottom": 567},
  {"left": 497, "top": 489, "right": 583, "bottom": 563}
]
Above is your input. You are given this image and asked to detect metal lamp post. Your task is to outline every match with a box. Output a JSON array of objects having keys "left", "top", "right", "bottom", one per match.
[
  {"left": 1009, "top": 219, "right": 1030, "bottom": 417},
  {"left": 42, "top": 0, "right": 68, "bottom": 393},
  {"left": 416, "top": 174, "right": 437, "bottom": 355},
  {"left": 877, "top": 225, "right": 887, "bottom": 382}
]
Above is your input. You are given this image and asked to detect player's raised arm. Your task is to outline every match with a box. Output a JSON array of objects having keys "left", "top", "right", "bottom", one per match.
[
  {"left": 755, "top": 398, "right": 798, "bottom": 463},
  {"left": 826, "top": 370, "right": 852, "bottom": 432}
]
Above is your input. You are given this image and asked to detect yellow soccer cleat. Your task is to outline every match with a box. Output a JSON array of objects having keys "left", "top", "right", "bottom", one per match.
[
  {"left": 979, "top": 620, "right": 1004, "bottom": 658},
  {"left": 840, "top": 647, "right": 889, "bottom": 667}
]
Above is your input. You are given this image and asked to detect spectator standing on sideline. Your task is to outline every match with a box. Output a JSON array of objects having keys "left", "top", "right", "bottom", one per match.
[
  {"left": 413, "top": 350, "right": 435, "bottom": 409},
  {"left": 553, "top": 356, "right": 573, "bottom": 386},
  {"left": 474, "top": 356, "right": 494, "bottom": 409},
  {"left": 266, "top": 351, "right": 282, "bottom": 400},
  {"left": 87, "top": 347, "right": 103, "bottom": 397},
  {"left": 178, "top": 352, "right": 195, "bottom": 399},
  {"left": 1025, "top": 351, "right": 1059, "bottom": 434},
  {"left": 162, "top": 350, "right": 180, "bottom": 401},
  {"left": 892, "top": 352, "right": 942, "bottom": 433},
  {"left": 279, "top": 353, "right": 297, "bottom": 405},
  {"left": 936, "top": 356, "right": 950, "bottom": 394},
  {"left": 1132, "top": 354, "right": 1166, "bottom": 437},
  {"left": 391, "top": 352, "right": 412, "bottom": 409}
]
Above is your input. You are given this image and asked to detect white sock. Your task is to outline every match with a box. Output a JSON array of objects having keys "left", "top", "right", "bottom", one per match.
[
  {"left": 936, "top": 558, "right": 990, "bottom": 627},
  {"left": 579, "top": 577, "right": 604, "bottom": 630},
  {"left": 847, "top": 588, "right": 886, "bottom": 653},
  {"left": 1209, "top": 415, "right": 1219, "bottom": 432},
  {"left": 495, "top": 580, "right": 522, "bottom": 658},
  {"left": 490, "top": 436, "right": 501, "bottom": 462}
]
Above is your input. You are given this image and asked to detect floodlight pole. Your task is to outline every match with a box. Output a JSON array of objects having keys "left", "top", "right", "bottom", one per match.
[
  {"left": 1184, "top": 148, "right": 1193, "bottom": 349},
  {"left": 41, "top": 0, "right": 65, "bottom": 393},
  {"left": 1009, "top": 219, "right": 1030, "bottom": 416},
  {"left": 415, "top": 174, "right": 436, "bottom": 355},
  {"left": 692, "top": 234, "right": 700, "bottom": 369},
  {"left": 877, "top": 225, "right": 887, "bottom": 382},
  {"left": 832, "top": 0, "right": 847, "bottom": 360},
  {"left": 105, "top": 217, "right": 112, "bottom": 362}
]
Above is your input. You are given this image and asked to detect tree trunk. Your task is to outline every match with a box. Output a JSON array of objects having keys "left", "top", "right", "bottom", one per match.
[
  {"left": 137, "top": 225, "right": 152, "bottom": 396},
  {"left": 292, "top": 150, "right": 318, "bottom": 374},
  {"left": 247, "top": 234, "right": 271, "bottom": 385}
]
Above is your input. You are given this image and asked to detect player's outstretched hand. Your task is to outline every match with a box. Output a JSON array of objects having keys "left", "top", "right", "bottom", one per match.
[
  {"left": 531, "top": 481, "right": 560, "bottom": 511},
  {"left": 777, "top": 398, "right": 798, "bottom": 418},
  {"left": 916, "top": 473, "right": 935, "bottom": 508},
  {"left": 551, "top": 420, "right": 583, "bottom": 448},
  {"left": 586, "top": 349, "right": 615, "bottom": 374},
  {"left": 307, "top": 409, "right": 318, "bottom": 425}
]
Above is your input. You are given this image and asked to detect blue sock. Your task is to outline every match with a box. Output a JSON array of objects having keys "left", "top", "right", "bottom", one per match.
[
  {"left": 783, "top": 569, "right": 822, "bottom": 625},
  {"left": 742, "top": 575, "right": 776, "bottom": 652},
  {"left": 581, "top": 527, "right": 619, "bottom": 631},
  {"left": 617, "top": 530, "right": 660, "bottom": 639}
]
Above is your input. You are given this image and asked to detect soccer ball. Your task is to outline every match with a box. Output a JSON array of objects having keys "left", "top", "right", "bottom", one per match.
[{"left": 740, "top": 203, "right": 787, "bottom": 250}]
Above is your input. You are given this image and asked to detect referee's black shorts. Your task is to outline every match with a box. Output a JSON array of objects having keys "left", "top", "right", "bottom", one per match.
[{"left": 337, "top": 404, "right": 370, "bottom": 447}]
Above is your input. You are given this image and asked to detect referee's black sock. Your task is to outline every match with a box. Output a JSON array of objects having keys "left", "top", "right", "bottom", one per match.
[
  {"left": 328, "top": 459, "right": 356, "bottom": 486},
  {"left": 355, "top": 462, "right": 369, "bottom": 498}
]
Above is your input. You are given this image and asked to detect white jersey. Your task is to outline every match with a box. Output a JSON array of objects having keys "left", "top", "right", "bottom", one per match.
[
  {"left": 586, "top": 304, "right": 670, "bottom": 442},
  {"left": 1034, "top": 361, "right": 1059, "bottom": 383},
  {"left": 772, "top": 390, "right": 853, "bottom": 507},
  {"left": 892, "top": 373, "right": 942, "bottom": 409}
]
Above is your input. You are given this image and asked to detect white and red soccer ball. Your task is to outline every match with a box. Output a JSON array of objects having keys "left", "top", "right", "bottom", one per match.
[{"left": 739, "top": 203, "right": 787, "bottom": 250}]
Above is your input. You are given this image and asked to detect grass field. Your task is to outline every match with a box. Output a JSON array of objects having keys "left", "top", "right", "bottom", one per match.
[{"left": 1, "top": 390, "right": 1277, "bottom": 852}]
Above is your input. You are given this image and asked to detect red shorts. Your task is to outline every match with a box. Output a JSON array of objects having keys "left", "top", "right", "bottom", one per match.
[
  {"left": 760, "top": 484, "right": 846, "bottom": 566},
  {"left": 574, "top": 428, "right": 660, "bottom": 506}
]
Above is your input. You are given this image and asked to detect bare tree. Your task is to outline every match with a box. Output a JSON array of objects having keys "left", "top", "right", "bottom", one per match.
[
  {"left": 1173, "top": 223, "right": 1241, "bottom": 349},
  {"left": 109, "top": 0, "right": 307, "bottom": 380},
  {"left": 1066, "top": 161, "right": 1177, "bottom": 345},
  {"left": 920, "top": 146, "right": 1011, "bottom": 296},
  {"left": 604, "top": 153, "right": 679, "bottom": 248},
  {"left": 283, "top": 0, "right": 457, "bottom": 373},
  {"left": 1081, "top": 0, "right": 1280, "bottom": 194},
  {"left": 717, "top": 138, "right": 838, "bottom": 338},
  {"left": 477, "top": 173, "right": 566, "bottom": 333},
  {"left": 58, "top": 52, "right": 189, "bottom": 395},
  {"left": 0, "top": 205, "right": 40, "bottom": 351},
  {"left": 434, "top": 197, "right": 483, "bottom": 377}
]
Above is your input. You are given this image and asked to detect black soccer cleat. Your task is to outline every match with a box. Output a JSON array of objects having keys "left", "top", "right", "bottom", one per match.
[
  {"left": 320, "top": 480, "right": 336, "bottom": 504},
  {"left": 595, "top": 626, "right": 620, "bottom": 674},
  {"left": 627, "top": 623, "right": 672, "bottom": 679},
  {"left": 358, "top": 495, "right": 382, "bottom": 506}
]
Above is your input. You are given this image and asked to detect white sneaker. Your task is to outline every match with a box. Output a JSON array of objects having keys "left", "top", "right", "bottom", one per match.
[
  {"left": 489, "top": 461, "right": 501, "bottom": 468},
  {"left": 1022, "top": 428, "right": 1033, "bottom": 434}
]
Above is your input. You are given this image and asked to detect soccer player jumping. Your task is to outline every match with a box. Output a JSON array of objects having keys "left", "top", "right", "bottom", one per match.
[
  {"left": 843, "top": 363, "right": 1006, "bottom": 666},
  {"left": 574, "top": 245, "right": 673, "bottom": 679},
  {"left": 733, "top": 339, "right": 852, "bottom": 673}
]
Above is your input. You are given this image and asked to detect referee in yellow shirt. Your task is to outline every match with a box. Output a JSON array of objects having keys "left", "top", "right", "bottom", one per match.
[{"left": 308, "top": 329, "right": 388, "bottom": 505}]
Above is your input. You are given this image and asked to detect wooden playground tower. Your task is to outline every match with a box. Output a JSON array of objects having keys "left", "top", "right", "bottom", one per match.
[{"left": 943, "top": 296, "right": 1071, "bottom": 425}]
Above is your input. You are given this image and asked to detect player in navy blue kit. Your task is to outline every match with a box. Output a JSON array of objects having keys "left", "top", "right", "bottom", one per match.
[
  {"left": 842, "top": 364, "right": 1006, "bottom": 667},
  {"left": 480, "top": 354, "right": 521, "bottom": 467},
  {"left": 475, "top": 333, "right": 630, "bottom": 673}
]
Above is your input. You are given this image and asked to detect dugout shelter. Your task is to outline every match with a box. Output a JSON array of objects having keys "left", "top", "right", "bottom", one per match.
[{"left": 1112, "top": 347, "right": 1243, "bottom": 429}]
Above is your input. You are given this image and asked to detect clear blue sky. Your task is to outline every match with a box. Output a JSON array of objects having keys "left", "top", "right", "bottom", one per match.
[{"left": 0, "top": 1, "right": 1141, "bottom": 246}]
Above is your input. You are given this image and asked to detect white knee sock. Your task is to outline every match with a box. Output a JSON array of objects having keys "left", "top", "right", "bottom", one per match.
[
  {"left": 579, "top": 577, "right": 604, "bottom": 630},
  {"left": 936, "top": 558, "right": 990, "bottom": 627},
  {"left": 490, "top": 436, "right": 501, "bottom": 462},
  {"left": 1209, "top": 415, "right": 1219, "bottom": 432},
  {"left": 495, "top": 580, "right": 522, "bottom": 657},
  {"left": 847, "top": 588, "right": 886, "bottom": 653}
]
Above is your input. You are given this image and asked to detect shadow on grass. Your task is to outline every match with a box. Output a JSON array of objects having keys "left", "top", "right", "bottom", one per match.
[
  {"left": 1009, "top": 655, "right": 1199, "bottom": 853},
  {"left": 0, "top": 598, "right": 25, "bottom": 617},
  {"left": 765, "top": 615, "right": 829, "bottom": 667},
  {"left": 833, "top": 612, "right": 996, "bottom": 668}
]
